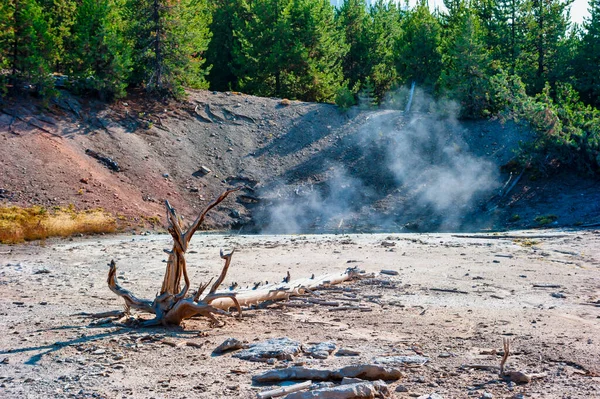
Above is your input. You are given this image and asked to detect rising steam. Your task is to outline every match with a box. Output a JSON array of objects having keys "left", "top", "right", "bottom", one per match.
[{"left": 257, "top": 88, "right": 501, "bottom": 233}]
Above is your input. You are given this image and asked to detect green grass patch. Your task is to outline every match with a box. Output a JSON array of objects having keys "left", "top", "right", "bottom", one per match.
[{"left": 534, "top": 214, "right": 558, "bottom": 226}]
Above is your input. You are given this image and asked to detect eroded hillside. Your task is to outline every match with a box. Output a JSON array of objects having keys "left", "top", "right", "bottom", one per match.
[{"left": 1, "top": 90, "right": 599, "bottom": 233}]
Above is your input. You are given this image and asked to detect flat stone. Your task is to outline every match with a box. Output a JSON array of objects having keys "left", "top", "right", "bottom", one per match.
[
  {"left": 417, "top": 394, "right": 443, "bottom": 399},
  {"left": 233, "top": 337, "right": 301, "bottom": 362},
  {"left": 337, "top": 348, "right": 360, "bottom": 356},
  {"left": 305, "top": 342, "right": 336, "bottom": 359}
]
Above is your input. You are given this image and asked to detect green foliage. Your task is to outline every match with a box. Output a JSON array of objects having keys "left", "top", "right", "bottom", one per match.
[
  {"left": 439, "top": 11, "right": 491, "bottom": 118},
  {"left": 127, "top": 0, "right": 212, "bottom": 98},
  {"left": 357, "top": 77, "right": 376, "bottom": 109},
  {"left": 234, "top": 0, "right": 346, "bottom": 102},
  {"left": 66, "top": 0, "right": 132, "bottom": 99},
  {"left": 575, "top": 0, "right": 600, "bottom": 106},
  {"left": 396, "top": 1, "right": 443, "bottom": 88},
  {"left": 491, "top": 70, "right": 600, "bottom": 173},
  {"left": 205, "top": 0, "right": 244, "bottom": 92},
  {"left": 336, "top": 0, "right": 371, "bottom": 91},
  {"left": 335, "top": 85, "right": 356, "bottom": 110},
  {"left": 534, "top": 214, "right": 558, "bottom": 225},
  {"left": 368, "top": 0, "right": 402, "bottom": 101}
]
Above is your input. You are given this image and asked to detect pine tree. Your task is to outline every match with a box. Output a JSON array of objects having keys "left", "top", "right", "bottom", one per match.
[
  {"left": 127, "top": 0, "right": 212, "bottom": 97},
  {"left": 38, "top": 0, "right": 77, "bottom": 73},
  {"left": 336, "top": 0, "right": 371, "bottom": 91},
  {"left": 66, "top": 0, "right": 132, "bottom": 99},
  {"left": 235, "top": 0, "right": 346, "bottom": 102},
  {"left": 440, "top": 11, "right": 492, "bottom": 118},
  {"left": 575, "top": 0, "right": 600, "bottom": 106},
  {"left": 368, "top": 0, "right": 402, "bottom": 102},
  {"left": 205, "top": 0, "right": 244, "bottom": 92},
  {"left": 4, "top": 0, "right": 55, "bottom": 96},
  {"left": 474, "top": 0, "right": 528, "bottom": 73},
  {"left": 396, "top": 1, "right": 442, "bottom": 88},
  {"left": 520, "top": 0, "right": 573, "bottom": 93}
]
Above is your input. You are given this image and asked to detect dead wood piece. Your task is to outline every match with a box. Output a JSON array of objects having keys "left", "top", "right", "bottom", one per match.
[
  {"left": 257, "top": 381, "right": 312, "bottom": 399},
  {"left": 328, "top": 306, "right": 371, "bottom": 312},
  {"left": 380, "top": 270, "right": 399, "bottom": 276},
  {"left": 253, "top": 364, "right": 403, "bottom": 383},
  {"left": 284, "top": 380, "right": 390, "bottom": 399},
  {"left": 210, "top": 267, "right": 368, "bottom": 310},
  {"left": 451, "top": 234, "right": 568, "bottom": 240},
  {"left": 429, "top": 288, "right": 469, "bottom": 294},
  {"left": 532, "top": 283, "right": 561, "bottom": 288},
  {"left": 234, "top": 337, "right": 302, "bottom": 362},
  {"left": 106, "top": 188, "right": 242, "bottom": 327},
  {"left": 373, "top": 356, "right": 429, "bottom": 366}
]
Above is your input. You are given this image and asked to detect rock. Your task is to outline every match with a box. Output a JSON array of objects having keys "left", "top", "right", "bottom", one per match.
[
  {"left": 213, "top": 338, "right": 245, "bottom": 354},
  {"left": 551, "top": 292, "right": 566, "bottom": 298},
  {"left": 92, "top": 349, "right": 106, "bottom": 355},
  {"left": 336, "top": 348, "right": 361, "bottom": 356},
  {"left": 341, "top": 377, "right": 365, "bottom": 385},
  {"left": 417, "top": 394, "right": 443, "bottom": 399},
  {"left": 162, "top": 173, "right": 169, "bottom": 178},
  {"left": 381, "top": 241, "right": 396, "bottom": 247},
  {"left": 189, "top": 187, "right": 199, "bottom": 193},
  {"left": 396, "top": 385, "right": 409, "bottom": 392},
  {"left": 234, "top": 337, "right": 301, "bottom": 362},
  {"left": 304, "top": 341, "right": 336, "bottom": 359},
  {"left": 480, "top": 392, "right": 493, "bottom": 399},
  {"left": 380, "top": 269, "right": 399, "bottom": 276},
  {"left": 373, "top": 355, "right": 429, "bottom": 366}
]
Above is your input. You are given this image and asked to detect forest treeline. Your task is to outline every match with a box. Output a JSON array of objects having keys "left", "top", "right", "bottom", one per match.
[{"left": 1, "top": 0, "right": 599, "bottom": 172}]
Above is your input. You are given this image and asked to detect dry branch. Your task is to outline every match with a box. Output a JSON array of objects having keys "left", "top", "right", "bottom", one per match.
[
  {"left": 285, "top": 381, "right": 390, "bottom": 399},
  {"left": 257, "top": 381, "right": 312, "bottom": 399}
]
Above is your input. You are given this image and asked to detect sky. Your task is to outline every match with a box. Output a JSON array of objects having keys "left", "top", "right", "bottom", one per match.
[
  {"left": 426, "top": 0, "right": 590, "bottom": 25},
  {"left": 330, "top": 0, "right": 592, "bottom": 26}
]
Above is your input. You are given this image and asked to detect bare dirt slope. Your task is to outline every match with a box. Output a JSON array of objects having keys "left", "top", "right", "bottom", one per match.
[
  {"left": 0, "top": 230, "right": 599, "bottom": 398},
  {"left": 1, "top": 90, "right": 599, "bottom": 233}
]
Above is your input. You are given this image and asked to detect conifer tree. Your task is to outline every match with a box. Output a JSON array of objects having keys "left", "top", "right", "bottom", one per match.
[
  {"left": 127, "top": 0, "right": 212, "bottom": 97},
  {"left": 66, "top": 0, "right": 132, "bottom": 99},
  {"left": 396, "top": 1, "right": 442, "bottom": 88},
  {"left": 3, "top": 0, "right": 55, "bottom": 96},
  {"left": 575, "top": 0, "right": 600, "bottom": 106},
  {"left": 38, "top": 0, "right": 77, "bottom": 73},
  {"left": 336, "top": 0, "right": 371, "bottom": 91},
  {"left": 235, "top": 0, "right": 346, "bottom": 102},
  {"left": 520, "top": 0, "right": 573, "bottom": 92},
  {"left": 440, "top": 12, "right": 492, "bottom": 118},
  {"left": 368, "top": 0, "right": 402, "bottom": 102},
  {"left": 205, "top": 0, "right": 244, "bottom": 92}
]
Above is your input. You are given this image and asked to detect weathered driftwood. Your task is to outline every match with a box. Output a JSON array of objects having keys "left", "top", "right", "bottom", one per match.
[
  {"left": 257, "top": 381, "right": 313, "bottom": 399},
  {"left": 106, "top": 189, "right": 367, "bottom": 327},
  {"left": 253, "top": 365, "right": 403, "bottom": 383},
  {"left": 284, "top": 380, "right": 390, "bottom": 399},
  {"left": 107, "top": 188, "right": 243, "bottom": 327}
]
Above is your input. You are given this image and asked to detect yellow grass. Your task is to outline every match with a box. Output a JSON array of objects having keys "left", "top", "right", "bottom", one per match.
[{"left": 0, "top": 205, "right": 117, "bottom": 244}]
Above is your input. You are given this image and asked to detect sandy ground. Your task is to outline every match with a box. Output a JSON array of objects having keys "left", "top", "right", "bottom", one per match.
[{"left": 0, "top": 230, "right": 599, "bottom": 398}]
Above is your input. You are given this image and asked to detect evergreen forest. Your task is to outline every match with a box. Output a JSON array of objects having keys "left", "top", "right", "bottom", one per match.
[{"left": 1, "top": 0, "right": 600, "bottom": 172}]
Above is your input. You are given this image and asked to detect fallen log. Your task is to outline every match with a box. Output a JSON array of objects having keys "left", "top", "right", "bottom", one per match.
[
  {"left": 253, "top": 364, "right": 403, "bottom": 383},
  {"left": 257, "top": 380, "right": 312, "bottom": 399},
  {"left": 104, "top": 188, "right": 368, "bottom": 327},
  {"left": 284, "top": 380, "right": 390, "bottom": 399}
]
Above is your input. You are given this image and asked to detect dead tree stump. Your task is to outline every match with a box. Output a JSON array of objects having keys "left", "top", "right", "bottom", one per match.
[{"left": 107, "top": 188, "right": 243, "bottom": 327}]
